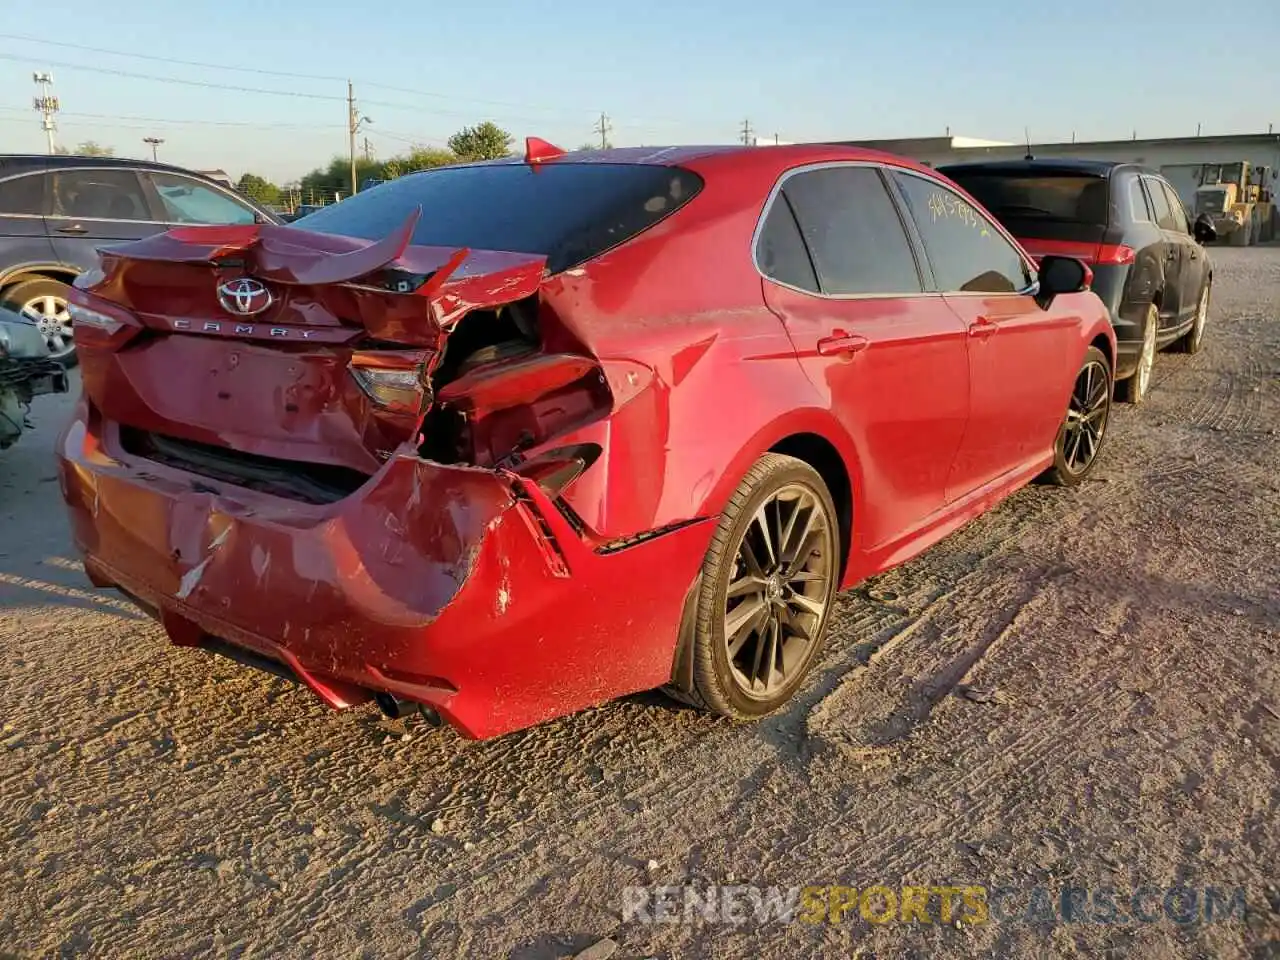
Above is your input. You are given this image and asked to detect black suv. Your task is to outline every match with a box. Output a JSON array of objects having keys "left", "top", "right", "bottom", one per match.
[
  {"left": 938, "top": 159, "right": 1216, "bottom": 404},
  {"left": 0, "top": 154, "right": 278, "bottom": 364}
]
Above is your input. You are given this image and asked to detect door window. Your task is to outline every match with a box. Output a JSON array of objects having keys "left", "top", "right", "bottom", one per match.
[
  {"left": 1161, "top": 182, "right": 1190, "bottom": 234},
  {"left": 1126, "top": 177, "right": 1153, "bottom": 222},
  {"left": 50, "top": 169, "right": 152, "bottom": 221},
  {"left": 149, "top": 173, "right": 258, "bottom": 225},
  {"left": 755, "top": 195, "right": 819, "bottom": 293},
  {"left": 0, "top": 173, "right": 45, "bottom": 215},
  {"left": 1144, "top": 178, "right": 1177, "bottom": 231},
  {"left": 778, "top": 166, "right": 922, "bottom": 295},
  {"left": 892, "top": 173, "right": 1032, "bottom": 294}
]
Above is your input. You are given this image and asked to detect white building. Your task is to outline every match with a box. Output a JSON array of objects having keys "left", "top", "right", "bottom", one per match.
[{"left": 835, "top": 132, "right": 1280, "bottom": 210}]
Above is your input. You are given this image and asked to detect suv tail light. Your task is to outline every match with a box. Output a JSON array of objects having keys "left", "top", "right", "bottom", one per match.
[{"left": 1093, "top": 243, "right": 1136, "bottom": 266}]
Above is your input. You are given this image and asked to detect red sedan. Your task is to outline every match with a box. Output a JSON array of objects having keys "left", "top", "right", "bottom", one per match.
[{"left": 58, "top": 141, "right": 1115, "bottom": 739}]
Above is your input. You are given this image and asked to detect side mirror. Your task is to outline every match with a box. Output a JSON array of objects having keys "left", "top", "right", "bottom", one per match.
[
  {"left": 1193, "top": 213, "right": 1217, "bottom": 243},
  {"left": 1035, "top": 254, "right": 1089, "bottom": 307}
]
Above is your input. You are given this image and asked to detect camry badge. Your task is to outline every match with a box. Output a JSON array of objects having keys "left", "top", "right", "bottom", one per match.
[{"left": 217, "top": 278, "right": 274, "bottom": 317}]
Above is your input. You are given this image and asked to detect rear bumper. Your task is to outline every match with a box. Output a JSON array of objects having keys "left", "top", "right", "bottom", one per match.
[{"left": 57, "top": 398, "right": 712, "bottom": 739}]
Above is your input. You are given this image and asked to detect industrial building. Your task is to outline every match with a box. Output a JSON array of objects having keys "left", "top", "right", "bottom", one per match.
[{"left": 837, "top": 131, "right": 1280, "bottom": 213}]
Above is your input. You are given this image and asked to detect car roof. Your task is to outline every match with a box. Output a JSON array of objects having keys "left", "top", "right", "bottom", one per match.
[
  {"left": 447, "top": 141, "right": 941, "bottom": 180},
  {"left": 936, "top": 157, "right": 1149, "bottom": 178},
  {"left": 0, "top": 153, "right": 228, "bottom": 180}
]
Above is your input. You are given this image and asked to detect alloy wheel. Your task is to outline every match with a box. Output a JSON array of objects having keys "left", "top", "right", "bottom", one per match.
[
  {"left": 20, "top": 294, "right": 74, "bottom": 360},
  {"left": 1135, "top": 314, "right": 1156, "bottom": 399},
  {"left": 1062, "top": 359, "right": 1110, "bottom": 474},
  {"left": 1190, "top": 286, "right": 1209, "bottom": 351},
  {"left": 722, "top": 483, "right": 834, "bottom": 699}
]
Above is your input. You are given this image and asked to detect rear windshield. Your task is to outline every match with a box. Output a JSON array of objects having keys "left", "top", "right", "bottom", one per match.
[
  {"left": 294, "top": 161, "right": 704, "bottom": 274},
  {"left": 944, "top": 173, "right": 1111, "bottom": 226}
]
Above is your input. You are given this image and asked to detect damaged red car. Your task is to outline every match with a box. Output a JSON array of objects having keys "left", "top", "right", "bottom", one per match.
[{"left": 57, "top": 142, "right": 1115, "bottom": 739}]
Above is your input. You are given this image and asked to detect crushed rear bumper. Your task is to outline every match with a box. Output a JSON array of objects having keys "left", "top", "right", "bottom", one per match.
[{"left": 57, "top": 399, "right": 712, "bottom": 739}]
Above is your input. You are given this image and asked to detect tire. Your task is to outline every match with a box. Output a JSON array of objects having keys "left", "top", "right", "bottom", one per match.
[
  {"left": 685, "top": 453, "right": 840, "bottom": 720},
  {"left": 1115, "top": 304, "right": 1157, "bottom": 404},
  {"left": 1041, "top": 346, "right": 1112, "bottom": 487},
  {"left": 1170, "top": 281, "right": 1209, "bottom": 355},
  {"left": 1, "top": 277, "right": 77, "bottom": 367}
]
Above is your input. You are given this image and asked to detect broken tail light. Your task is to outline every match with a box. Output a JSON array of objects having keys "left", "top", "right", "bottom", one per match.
[
  {"left": 348, "top": 351, "right": 432, "bottom": 416},
  {"left": 66, "top": 289, "right": 144, "bottom": 351}
]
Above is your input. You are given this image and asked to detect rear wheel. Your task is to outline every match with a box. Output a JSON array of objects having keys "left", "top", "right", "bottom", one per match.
[
  {"left": 686, "top": 454, "right": 840, "bottom": 719},
  {"left": 1, "top": 277, "right": 76, "bottom": 366},
  {"left": 1042, "top": 346, "right": 1111, "bottom": 487},
  {"left": 1170, "top": 282, "right": 1209, "bottom": 355},
  {"left": 1115, "top": 304, "right": 1157, "bottom": 404}
]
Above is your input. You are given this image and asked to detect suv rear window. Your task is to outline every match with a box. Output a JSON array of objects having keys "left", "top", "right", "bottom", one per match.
[
  {"left": 945, "top": 173, "right": 1111, "bottom": 226},
  {"left": 295, "top": 162, "right": 704, "bottom": 274}
]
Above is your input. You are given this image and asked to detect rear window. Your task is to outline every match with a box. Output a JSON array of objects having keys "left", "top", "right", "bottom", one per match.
[
  {"left": 295, "top": 162, "right": 704, "bottom": 274},
  {"left": 946, "top": 173, "right": 1110, "bottom": 225}
]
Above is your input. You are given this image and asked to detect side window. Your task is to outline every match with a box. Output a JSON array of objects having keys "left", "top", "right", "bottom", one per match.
[
  {"left": 1144, "top": 178, "right": 1176, "bottom": 231},
  {"left": 892, "top": 173, "right": 1031, "bottom": 294},
  {"left": 755, "top": 196, "right": 818, "bottom": 293},
  {"left": 0, "top": 173, "right": 45, "bottom": 215},
  {"left": 149, "top": 173, "right": 257, "bottom": 225},
  {"left": 50, "top": 169, "right": 151, "bottom": 221},
  {"left": 780, "top": 167, "right": 921, "bottom": 295},
  {"left": 1161, "top": 182, "right": 1189, "bottom": 234},
  {"left": 1127, "top": 177, "right": 1153, "bottom": 222}
]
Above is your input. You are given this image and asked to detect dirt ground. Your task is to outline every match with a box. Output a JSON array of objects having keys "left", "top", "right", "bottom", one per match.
[{"left": 2, "top": 248, "right": 1278, "bottom": 960}]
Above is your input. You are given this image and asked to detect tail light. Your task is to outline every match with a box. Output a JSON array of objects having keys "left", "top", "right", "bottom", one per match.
[
  {"left": 1093, "top": 244, "right": 1136, "bottom": 266},
  {"left": 347, "top": 351, "right": 430, "bottom": 416},
  {"left": 66, "top": 289, "right": 143, "bottom": 351}
]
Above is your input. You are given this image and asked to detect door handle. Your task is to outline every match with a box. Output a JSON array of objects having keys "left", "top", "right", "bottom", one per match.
[
  {"left": 57, "top": 224, "right": 88, "bottom": 235},
  {"left": 968, "top": 316, "right": 999, "bottom": 338},
  {"left": 816, "top": 331, "right": 869, "bottom": 357}
]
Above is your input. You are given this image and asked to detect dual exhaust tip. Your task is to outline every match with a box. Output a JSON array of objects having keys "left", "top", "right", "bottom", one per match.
[{"left": 374, "top": 691, "right": 442, "bottom": 727}]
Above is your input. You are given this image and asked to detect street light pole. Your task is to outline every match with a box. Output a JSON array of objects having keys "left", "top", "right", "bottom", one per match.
[{"left": 143, "top": 137, "right": 164, "bottom": 162}]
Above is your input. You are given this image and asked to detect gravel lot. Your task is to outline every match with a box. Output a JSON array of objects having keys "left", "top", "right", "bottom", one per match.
[{"left": 2, "top": 247, "right": 1278, "bottom": 959}]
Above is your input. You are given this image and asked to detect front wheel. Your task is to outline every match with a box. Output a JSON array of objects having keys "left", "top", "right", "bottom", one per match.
[
  {"left": 1041, "top": 346, "right": 1112, "bottom": 487},
  {"left": 685, "top": 453, "right": 840, "bottom": 720}
]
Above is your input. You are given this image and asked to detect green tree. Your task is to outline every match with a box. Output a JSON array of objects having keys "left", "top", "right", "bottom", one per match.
[
  {"left": 382, "top": 147, "right": 456, "bottom": 180},
  {"left": 54, "top": 141, "right": 115, "bottom": 157},
  {"left": 447, "top": 122, "right": 514, "bottom": 162},
  {"left": 236, "top": 172, "right": 281, "bottom": 207}
]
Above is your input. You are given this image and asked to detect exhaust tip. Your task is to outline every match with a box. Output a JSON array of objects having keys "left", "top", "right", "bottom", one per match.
[{"left": 374, "top": 692, "right": 444, "bottom": 728}]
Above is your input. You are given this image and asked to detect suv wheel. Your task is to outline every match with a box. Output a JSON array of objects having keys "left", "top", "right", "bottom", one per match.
[
  {"left": 2, "top": 278, "right": 77, "bottom": 366},
  {"left": 1115, "top": 304, "right": 1157, "bottom": 404},
  {"left": 1171, "top": 282, "right": 1209, "bottom": 355}
]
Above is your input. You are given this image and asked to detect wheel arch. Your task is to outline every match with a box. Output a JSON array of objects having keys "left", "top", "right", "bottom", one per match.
[{"left": 0, "top": 263, "right": 80, "bottom": 293}]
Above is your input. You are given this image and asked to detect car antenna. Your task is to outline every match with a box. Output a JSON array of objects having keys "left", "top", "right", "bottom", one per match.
[{"left": 1024, "top": 127, "right": 1034, "bottom": 161}]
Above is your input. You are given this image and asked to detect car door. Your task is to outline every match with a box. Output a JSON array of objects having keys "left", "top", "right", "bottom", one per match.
[
  {"left": 0, "top": 165, "right": 57, "bottom": 275},
  {"left": 1140, "top": 176, "right": 1184, "bottom": 330},
  {"left": 46, "top": 166, "right": 164, "bottom": 274},
  {"left": 757, "top": 163, "right": 970, "bottom": 553},
  {"left": 1158, "top": 179, "right": 1206, "bottom": 318},
  {"left": 143, "top": 171, "right": 262, "bottom": 227},
  {"left": 888, "top": 170, "right": 1080, "bottom": 499}
]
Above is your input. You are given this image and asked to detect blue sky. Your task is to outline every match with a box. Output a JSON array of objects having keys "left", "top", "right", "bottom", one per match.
[{"left": 2, "top": 0, "right": 1277, "bottom": 184}]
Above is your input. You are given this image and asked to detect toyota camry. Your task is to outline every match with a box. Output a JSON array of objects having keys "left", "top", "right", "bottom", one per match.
[{"left": 58, "top": 140, "right": 1114, "bottom": 739}]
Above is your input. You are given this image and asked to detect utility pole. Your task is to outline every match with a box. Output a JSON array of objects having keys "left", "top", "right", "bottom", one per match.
[
  {"left": 740, "top": 119, "right": 754, "bottom": 146},
  {"left": 363, "top": 137, "right": 373, "bottom": 163},
  {"left": 143, "top": 136, "right": 164, "bottom": 161},
  {"left": 594, "top": 112, "right": 612, "bottom": 149},
  {"left": 346, "top": 81, "right": 371, "bottom": 197},
  {"left": 32, "top": 73, "right": 59, "bottom": 155}
]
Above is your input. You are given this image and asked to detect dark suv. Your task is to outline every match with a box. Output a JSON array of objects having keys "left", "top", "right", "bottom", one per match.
[
  {"left": 938, "top": 159, "right": 1216, "bottom": 404},
  {"left": 0, "top": 154, "right": 278, "bottom": 364}
]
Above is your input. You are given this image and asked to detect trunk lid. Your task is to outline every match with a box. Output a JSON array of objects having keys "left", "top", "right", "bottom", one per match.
[{"left": 73, "top": 214, "right": 547, "bottom": 478}]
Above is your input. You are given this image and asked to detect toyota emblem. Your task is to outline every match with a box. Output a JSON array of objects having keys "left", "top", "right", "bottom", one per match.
[{"left": 217, "top": 278, "right": 274, "bottom": 317}]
